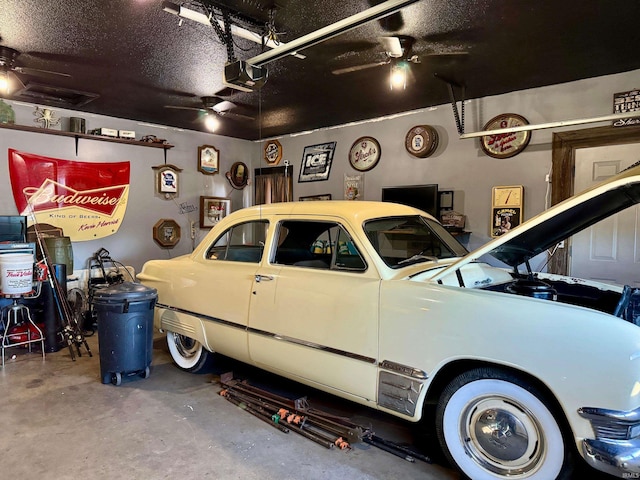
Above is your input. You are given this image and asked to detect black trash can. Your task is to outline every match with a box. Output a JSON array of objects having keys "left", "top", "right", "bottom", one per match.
[{"left": 92, "top": 282, "right": 157, "bottom": 385}]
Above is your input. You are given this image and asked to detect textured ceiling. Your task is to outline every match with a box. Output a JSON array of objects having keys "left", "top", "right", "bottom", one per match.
[{"left": 1, "top": 0, "right": 639, "bottom": 140}]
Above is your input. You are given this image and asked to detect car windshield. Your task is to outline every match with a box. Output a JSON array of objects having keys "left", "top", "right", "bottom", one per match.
[{"left": 364, "top": 216, "right": 468, "bottom": 268}]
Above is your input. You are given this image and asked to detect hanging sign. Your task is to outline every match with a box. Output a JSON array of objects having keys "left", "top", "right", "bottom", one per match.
[{"left": 8, "top": 149, "right": 130, "bottom": 241}]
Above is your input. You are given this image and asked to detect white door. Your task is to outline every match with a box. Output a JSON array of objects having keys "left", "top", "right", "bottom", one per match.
[{"left": 571, "top": 143, "right": 640, "bottom": 286}]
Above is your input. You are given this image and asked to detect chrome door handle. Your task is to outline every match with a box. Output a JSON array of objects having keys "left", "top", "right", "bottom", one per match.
[{"left": 255, "top": 274, "right": 274, "bottom": 282}]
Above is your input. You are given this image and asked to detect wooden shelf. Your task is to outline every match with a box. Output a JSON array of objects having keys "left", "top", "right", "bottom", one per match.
[{"left": 0, "top": 122, "right": 174, "bottom": 159}]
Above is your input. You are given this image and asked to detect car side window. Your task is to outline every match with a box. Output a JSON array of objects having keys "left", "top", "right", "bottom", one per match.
[
  {"left": 206, "top": 220, "right": 268, "bottom": 263},
  {"left": 334, "top": 227, "right": 366, "bottom": 270},
  {"left": 273, "top": 220, "right": 366, "bottom": 271}
]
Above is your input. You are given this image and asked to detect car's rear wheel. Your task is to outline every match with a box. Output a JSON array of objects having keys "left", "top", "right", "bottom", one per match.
[
  {"left": 435, "top": 367, "right": 574, "bottom": 480},
  {"left": 166, "top": 331, "right": 214, "bottom": 373}
]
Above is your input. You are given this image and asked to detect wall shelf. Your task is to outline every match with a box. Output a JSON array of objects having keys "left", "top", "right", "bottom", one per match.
[{"left": 0, "top": 122, "right": 174, "bottom": 161}]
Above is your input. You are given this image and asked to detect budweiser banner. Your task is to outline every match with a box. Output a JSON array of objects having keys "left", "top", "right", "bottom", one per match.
[{"left": 8, "top": 149, "right": 130, "bottom": 241}]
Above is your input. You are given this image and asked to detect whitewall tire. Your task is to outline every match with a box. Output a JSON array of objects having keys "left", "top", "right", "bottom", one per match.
[
  {"left": 166, "top": 331, "right": 214, "bottom": 373},
  {"left": 436, "top": 368, "right": 573, "bottom": 480}
]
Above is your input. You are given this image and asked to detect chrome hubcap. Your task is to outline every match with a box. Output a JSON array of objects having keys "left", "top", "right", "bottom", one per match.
[
  {"left": 173, "top": 334, "right": 199, "bottom": 359},
  {"left": 462, "top": 397, "right": 545, "bottom": 475}
]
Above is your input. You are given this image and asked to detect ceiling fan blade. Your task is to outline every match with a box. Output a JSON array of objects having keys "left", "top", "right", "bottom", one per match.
[
  {"left": 422, "top": 51, "right": 469, "bottom": 58},
  {"left": 379, "top": 36, "right": 403, "bottom": 57},
  {"left": 217, "top": 111, "right": 255, "bottom": 121},
  {"left": 331, "top": 60, "right": 389, "bottom": 75},
  {"left": 13, "top": 66, "right": 71, "bottom": 78},
  {"left": 164, "top": 105, "right": 206, "bottom": 112}
]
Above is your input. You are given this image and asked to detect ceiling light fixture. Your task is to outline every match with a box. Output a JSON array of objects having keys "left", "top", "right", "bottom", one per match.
[
  {"left": 389, "top": 61, "right": 407, "bottom": 90},
  {"left": 0, "top": 68, "right": 10, "bottom": 95},
  {"left": 204, "top": 113, "right": 220, "bottom": 132}
]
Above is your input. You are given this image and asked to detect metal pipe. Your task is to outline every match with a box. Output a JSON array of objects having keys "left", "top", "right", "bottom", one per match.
[
  {"left": 459, "top": 110, "right": 640, "bottom": 139},
  {"left": 247, "top": 0, "right": 420, "bottom": 67},
  {"left": 161, "top": 1, "right": 305, "bottom": 59}
]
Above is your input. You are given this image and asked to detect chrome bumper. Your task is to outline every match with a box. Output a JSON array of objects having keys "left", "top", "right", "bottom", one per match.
[
  {"left": 579, "top": 405, "right": 640, "bottom": 477},
  {"left": 582, "top": 438, "right": 640, "bottom": 477}
]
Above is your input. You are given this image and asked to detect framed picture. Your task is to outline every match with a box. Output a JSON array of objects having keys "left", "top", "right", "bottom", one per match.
[
  {"left": 299, "top": 142, "right": 336, "bottom": 182},
  {"left": 226, "top": 162, "right": 249, "bottom": 189},
  {"left": 198, "top": 145, "right": 219, "bottom": 175},
  {"left": 200, "top": 196, "right": 231, "bottom": 228},
  {"left": 299, "top": 194, "right": 332, "bottom": 201}
]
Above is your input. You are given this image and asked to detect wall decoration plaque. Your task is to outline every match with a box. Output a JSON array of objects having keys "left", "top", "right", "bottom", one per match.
[
  {"left": 491, "top": 185, "right": 524, "bottom": 237},
  {"left": 152, "top": 164, "right": 183, "bottom": 198},
  {"left": 299, "top": 142, "right": 336, "bottom": 182},
  {"left": 480, "top": 114, "right": 531, "bottom": 159},
  {"left": 226, "top": 162, "right": 249, "bottom": 189},
  {"left": 264, "top": 139, "right": 283, "bottom": 165},
  {"left": 349, "top": 136, "right": 381, "bottom": 172},
  {"left": 153, "top": 218, "right": 181, "bottom": 248},
  {"left": 613, "top": 89, "right": 640, "bottom": 127},
  {"left": 405, "top": 125, "right": 438, "bottom": 158},
  {"left": 198, "top": 145, "right": 219, "bottom": 175}
]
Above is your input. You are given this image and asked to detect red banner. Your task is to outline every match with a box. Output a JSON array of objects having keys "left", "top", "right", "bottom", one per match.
[{"left": 8, "top": 149, "right": 130, "bottom": 241}]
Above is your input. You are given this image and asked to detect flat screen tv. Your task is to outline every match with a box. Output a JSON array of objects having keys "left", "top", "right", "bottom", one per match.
[
  {"left": 0, "top": 215, "right": 27, "bottom": 243},
  {"left": 381, "top": 184, "right": 439, "bottom": 217}
]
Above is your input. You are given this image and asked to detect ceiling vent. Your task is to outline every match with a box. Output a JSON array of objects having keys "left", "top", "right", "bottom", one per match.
[{"left": 12, "top": 82, "right": 99, "bottom": 107}]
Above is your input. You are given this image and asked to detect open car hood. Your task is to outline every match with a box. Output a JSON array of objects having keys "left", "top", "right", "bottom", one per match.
[{"left": 432, "top": 163, "right": 640, "bottom": 280}]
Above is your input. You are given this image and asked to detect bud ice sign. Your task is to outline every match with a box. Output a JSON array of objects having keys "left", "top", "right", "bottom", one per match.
[
  {"left": 8, "top": 149, "right": 130, "bottom": 241},
  {"left": 298, "top": 142, "right": 337, "bottom": 182}
]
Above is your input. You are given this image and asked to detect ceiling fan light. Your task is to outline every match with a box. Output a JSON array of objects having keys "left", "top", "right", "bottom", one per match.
[
  {"left": 204, "top": 113, "right": 220, "bottom": 132},
  {"left": 390, "top": 62, "right": 407, "bottom": 90}
]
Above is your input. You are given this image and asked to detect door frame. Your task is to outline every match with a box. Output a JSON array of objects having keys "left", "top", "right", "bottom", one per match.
[{"left": 550, "top": 124, "right": 640, "bottom": 275}]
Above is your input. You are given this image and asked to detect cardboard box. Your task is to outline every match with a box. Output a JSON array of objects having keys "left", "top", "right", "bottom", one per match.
[
  {"left": 118, "top": 130, "right": 135, "bottom": 139},
  {"left": 90, "top": 127, "right": 118, "bottom": 137}
]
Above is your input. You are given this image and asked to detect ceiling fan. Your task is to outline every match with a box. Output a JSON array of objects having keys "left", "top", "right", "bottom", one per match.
[
  {"left": 0, "top": 46, "right": 70, "bottom": 94},
  {"left": 331, "top": 35, "right": 467, "bottom": 88},
  {"left": 165, "top": 96, "right": 255, "bottom": 121},
  {"left": 165, "top": 95, "right": 255, "bottom": 131}
]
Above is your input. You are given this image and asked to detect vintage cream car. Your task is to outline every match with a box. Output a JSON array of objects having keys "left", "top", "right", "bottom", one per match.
[{"left": 139, "top": 165, "right": 640, "bottom": 480}]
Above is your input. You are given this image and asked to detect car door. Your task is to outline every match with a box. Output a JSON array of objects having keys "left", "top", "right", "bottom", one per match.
[
  {"left": 248, "top": 218, "right": 380, "bottom": 402},
  {"left": 193, "top": 219, "right": 268, "bottom": 362}
]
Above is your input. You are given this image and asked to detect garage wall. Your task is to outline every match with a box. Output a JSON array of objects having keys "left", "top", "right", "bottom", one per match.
[
  {"left": 270, "top": 69, "right": 640, "bottom": 252},
  {"left": 0, "top": 68, "right": 637, "bottom": 273},
  {"left": 0, "top": 107, "right": 258, "bottom": 273}
]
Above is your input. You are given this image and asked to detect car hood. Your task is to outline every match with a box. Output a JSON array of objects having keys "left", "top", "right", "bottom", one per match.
[{"left": 432, "top": 163, "right": 640, "bottom": 279}]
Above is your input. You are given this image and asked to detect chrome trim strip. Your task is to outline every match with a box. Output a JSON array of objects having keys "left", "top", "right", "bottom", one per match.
[
  {"left": 578, "top": 406, "right": 640, "bottom": 425},
  {"left": 155, "top": 303, "right": 377, "bottom": 365},
  {"left": 379, "top": 360, "right": 428, "bottom": 379}
]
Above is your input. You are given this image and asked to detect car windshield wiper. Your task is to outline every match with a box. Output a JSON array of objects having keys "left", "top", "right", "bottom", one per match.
[{"left": 398, "top": 253, "right": 439, "bottom": 266}]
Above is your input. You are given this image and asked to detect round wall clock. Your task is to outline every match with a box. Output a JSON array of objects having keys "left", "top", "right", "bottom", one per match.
[
  {"left": 405, "top": 125, "right": 438, "bottom": 158},
  {"left": 349, "top": 136, "right": 381, "bottom": 172},
  {"left": 480, "top": 113, "right": 531, "bottom": 159}
]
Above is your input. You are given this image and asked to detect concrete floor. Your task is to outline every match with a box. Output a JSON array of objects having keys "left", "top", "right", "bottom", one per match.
[{"left": 0, "top": 331, "right": 460, "bottom": 480}]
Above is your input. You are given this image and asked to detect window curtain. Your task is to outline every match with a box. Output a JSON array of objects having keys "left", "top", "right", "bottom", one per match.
[{"left": 254, "top": 166, "right": 293, "bottom": 205}]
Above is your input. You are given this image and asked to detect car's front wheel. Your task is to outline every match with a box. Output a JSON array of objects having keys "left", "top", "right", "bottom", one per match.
[
  {"left": 166, "top": 331, "right": 214, "bottom": 373},
  {"left": 435, "top": 367, "right": 574, "bottom": 480}
]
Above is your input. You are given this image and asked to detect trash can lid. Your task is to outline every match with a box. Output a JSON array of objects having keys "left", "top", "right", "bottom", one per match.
[{"left": 92, "top": 281, "right": 158, "bottom": 303}]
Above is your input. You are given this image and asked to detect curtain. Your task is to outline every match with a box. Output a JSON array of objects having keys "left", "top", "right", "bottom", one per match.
[{"left": 254, "top": 167, "right": 293, "bottom": 205}]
